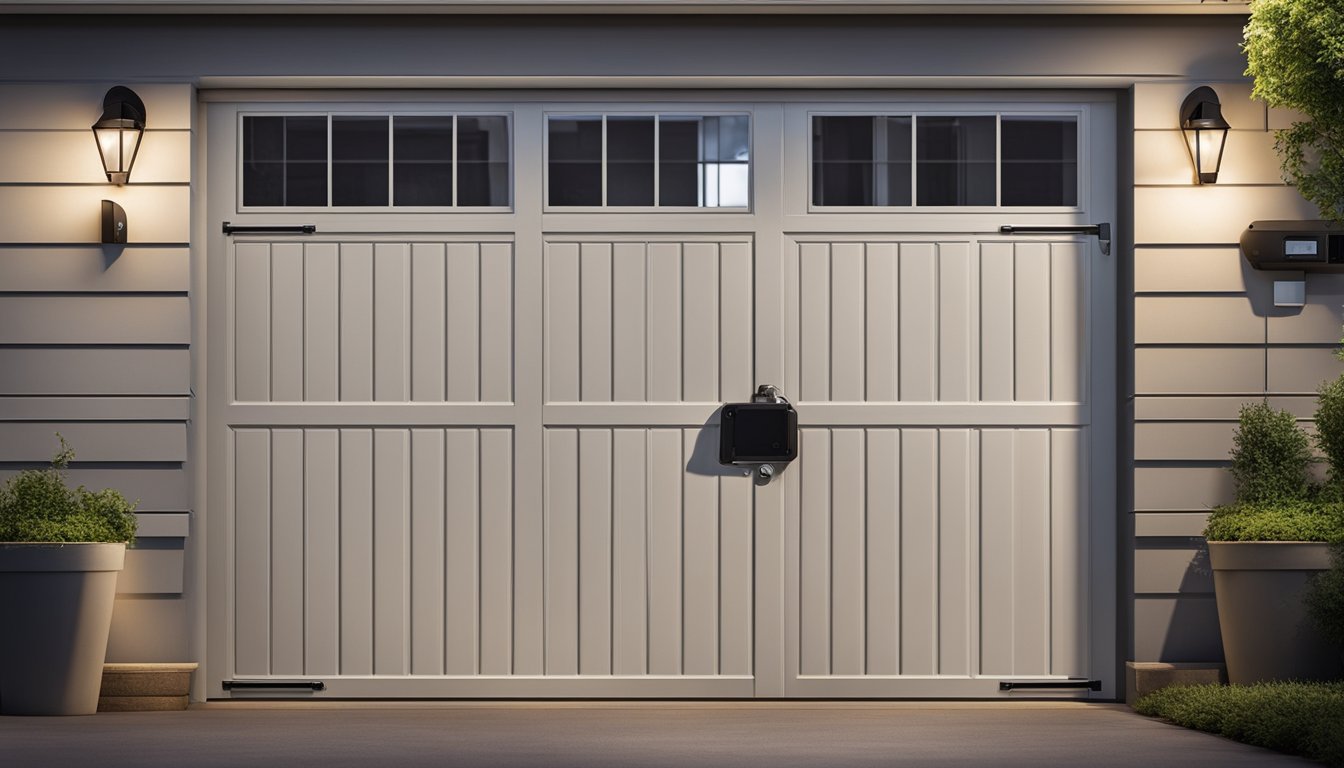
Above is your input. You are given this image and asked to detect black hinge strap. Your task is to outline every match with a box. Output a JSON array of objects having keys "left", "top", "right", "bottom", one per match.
[
  {"left": 999, "top": 223, "right": 1111, "bottom": 257},
  {"left": 999, "top": 679, "right": 1102, "bottom": 691},
  {"left": 222, "top": 222, "right": 317, "bottom": 235},
  {"left": 222, "top": 681, "right": 325, "bottom": 691}
]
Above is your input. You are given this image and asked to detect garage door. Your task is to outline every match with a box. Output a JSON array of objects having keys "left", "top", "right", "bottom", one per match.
[{"left": 206, "top": 95, "right": 1116, "bottom": 699}]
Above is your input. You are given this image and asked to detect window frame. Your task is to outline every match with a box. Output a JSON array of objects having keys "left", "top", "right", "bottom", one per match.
[
  {"left": 235, "top": 110, "right": 515, "bottom": 214},
  {"left": 542, "top": 110, "right": 754, "bottom": 213},
  {"left": 805, "top": 107, "right": 1085, "bottom": 214}
]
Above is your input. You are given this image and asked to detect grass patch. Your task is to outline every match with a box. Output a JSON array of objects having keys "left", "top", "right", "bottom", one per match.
[{"left": 1135, "top": 682, "right": 1344, "bottom": 766}]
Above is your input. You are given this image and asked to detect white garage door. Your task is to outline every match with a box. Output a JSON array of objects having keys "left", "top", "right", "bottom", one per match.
[{"left": 206, "top": 95, "right": 1116, "bottom": 699}]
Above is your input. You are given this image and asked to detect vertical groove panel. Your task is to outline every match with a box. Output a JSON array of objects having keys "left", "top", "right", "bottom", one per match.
[
  {"left": 799, "top": 428, "right": 831, "bottom": 676},
  {"left": 578, "top": 429, "right": 614, "bottom": 675},
  {"left": 303, "top": 429, "right": 340, "bottom": 675},
  {"left": 647, "top": 428, "right": 683, "bottom": 674},
  {"left": 829, "top": 428, "right": 865, "bottom": 675},
  {"left": 719, "top": 445, "right": 753, "bottom": 676},
  {"left": 899, "top": 429, "right": 937, "bottom": 675},
  {"left": 1014, "top": 244, "right": 1052, "bottom": 402},
  {"left": 1051, "top": 429, "right": 1087, "bottom": 676},
  {"left": 446, "top": 243, "right": 482, "bottom": 402},
  {"left": 898, "top": 244, "right": 937, "bottom": 401},
  {"left": 410, "top": 429, "right": 446, "bottom": 675},
  {"left": 479, "top": 429, "right": 514, "bottom": 675},
  {"left": 682, "top": 428, "right": 718, "bottom": 675},
  {"left": 1012, "top": 429, "right": 1051, "bottom": 675},
  {"left": 339, "top": 429, "right": 374, "bottom": 675},
  {"left": 270, "top": 244, "right": 305, "bottom": 402},
  {"left": 830, "top": 244, "right": 866, "bottom": 402},
  {"left": 373, "top": 429, "right": 410, "bottom": 675},
  {"left": 546, "top": 243, "right": 581, "bottom": 403},
  {"left": 339, "top": 245, "right": 374, "bottom": 402},
  {"left": 980, "top": 243, "right": 1015, "bottom": 402},
  {"left": 373, "top": 244, "right": 410, "bottom": 402},
  {"left": 720, "top": 242, "right": 754, "bottom": 403},
  {"left": 612, "top": 428, "right": 649, "bottom": 675},
  {"left": 611, "top": 243, "right": 648, "bottom": 402},
  {"left": 938, "top": 243, "right": 973, "bottom": 402},
  {"left": 865, "top": 243, "right": 899, "bottom": 402},
  {"left": 937, "top": 429, "right": 973, "bottom": 676},
  {"left": 1050, "top": 243, "right": 1084, "bottom": 402},
  {"left": 270, "top": 428, "right": 305, "bottom": 674},
  {"left": 544, "top": 428, "right": 579, "bottom": 675},
  {"left": 865, "top": 429, "right": 900, "bottom": 675},
  {"left": 410, "top": 244, "right": 447, "bottom": 402},
  {"left": 234, "top": 429, "right": 271, "bottom": 675},
  {"left": 979, "top": 429, "right": 1014, "bottom": 675},
  {"left": 580, "top": 244, "right": 614, "bottom": 403},
  {"left": 646, "top": 244, "right": 682, "bottom": 402},
  {"left": 445, "top": 428, "right": 480, "bottom": 675},
  {"left": 798, "top": 243, "right": 830, "bottom": 402},
  {"left": 303, "top": 244, "right": 340, "bottom": 402},
  {"left": 479, "top": 243, "right": 515, "bottom": 403},
  {"left": 682, "top": 244, "right": 720, "bottom": 402},
  {"left": 233, "top": 244, "right": 271, "bottom": 402}
]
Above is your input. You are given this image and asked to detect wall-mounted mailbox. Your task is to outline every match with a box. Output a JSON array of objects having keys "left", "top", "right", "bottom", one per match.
[
  {"left": 719, "top": 386, "right": 798, "bottom": 479},
  {"left": 1241, "top": 220, "right": 1344, "bottom": 272}
]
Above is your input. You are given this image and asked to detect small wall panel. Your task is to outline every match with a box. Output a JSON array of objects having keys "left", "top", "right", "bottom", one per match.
[
  {"left": 1134, "top": 466, "right": 1235, "bottom": 511},
  {"left": 233, "top": 239, "right": 514, "bottom": 403},
  {"left": 1133, "top": 248, "right": 1246, "bottom": 293},
  {"left": 0, "top": 348, "right": 189, "bottom": 395},
  {"left": 0, "top": 247, "right": 188, "bottom": 293},
  {"left": 0, "top": 186, "right": 190, "bottom": 244},
  {"left": 106, "top": 597, "right": 190, "bottom": 663},
  {"left": 1134, "top": 547, "right": 1213, "bottom": 594},
  {"left": 1268, "top": 347, "right": 1344, "bottom": 393},
  {"left": 0, "top": 84, "right": 192, "bottom": 130},
  {"left": 1267, "top": 281, "right": 1344, "bottom": 343},
  {"left": 1134, "top": 130, "right": 1282, "bottom": 187},
  {"left": 0, "top": 422, "right": 185, "bottom": 462},
  {"left": 1134, "top": 422, "right": 1237, "bottom": 462},
  {"left": 0, "top": 296, "right": 189, "bottom": 345},
  {"left": 1134, "top": 296, "right": 1263, "bottom": 344},
  {"left": 1135, "top": 186, "right": 1317, "bottom": 245},
  {"left": 1135, "top": 347, "right": 1264, "bottom": 395},
  {"left": 1133, "top": 83, "right": 1263, "bottom": 132},
  {"left": 0, "top": 130, "right": 191, "bottom": 185},
  {"left": 1134, "top": 513, "right": 1210, "bottom": 538},
  {"left": 1133, "top": 596, "right": 1223, "bottom": 663}
]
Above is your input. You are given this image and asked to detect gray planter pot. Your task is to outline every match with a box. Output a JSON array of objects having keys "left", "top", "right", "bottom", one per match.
[
  {"left": 0, "top": 543, "right": 125, "bottom": 715},
  {"left": 1208, "top": 541, "right": 1343, "bottom": 684}
]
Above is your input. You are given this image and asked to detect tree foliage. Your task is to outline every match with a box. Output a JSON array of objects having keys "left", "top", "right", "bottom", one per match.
[
  {"left": 1229, "top": 401, "right": 1315, "bottom": 504},
  {"left": 1244, "top": 0, "right": 1344, "bottom": 224},
  {"left": 0, "top": 435, "right": 138, "bottom": 543}
]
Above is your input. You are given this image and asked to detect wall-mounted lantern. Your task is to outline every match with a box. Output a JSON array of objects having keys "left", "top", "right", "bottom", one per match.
[
  {"left": 92, "top": 86, "right": 146, "bottom": 186},
  {"left": 1180, "top": 86, "right": 1230, "bottom": 184}
]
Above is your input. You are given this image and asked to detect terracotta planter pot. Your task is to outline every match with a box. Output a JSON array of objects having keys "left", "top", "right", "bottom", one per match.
[
  {"left": 0, "top": 543, "right": 125, "bottom": 715},
  {"left": 1208, "top": 541, "right": 1343, "bottom": 684}
]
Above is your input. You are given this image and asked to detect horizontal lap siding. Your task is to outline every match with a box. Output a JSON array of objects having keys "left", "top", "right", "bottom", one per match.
[
  {"left": 0, "top": 83, "right": 194, "bottom": 659},
  {"left": 1131, "top": 82, "right": 1344, "bottom": 664}
]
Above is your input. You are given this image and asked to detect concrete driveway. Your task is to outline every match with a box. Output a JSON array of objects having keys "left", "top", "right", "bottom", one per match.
[{"left": 0, "top": 701, "right": 1314, "bottom": 767}]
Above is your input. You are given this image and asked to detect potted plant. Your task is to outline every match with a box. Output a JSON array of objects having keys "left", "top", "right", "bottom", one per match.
[
  {"left": 0, "top": 436, "right": 137, "bottom": 715},
  {"left": 1205, "top": 348, "right": 1344, "bottom": 683}
]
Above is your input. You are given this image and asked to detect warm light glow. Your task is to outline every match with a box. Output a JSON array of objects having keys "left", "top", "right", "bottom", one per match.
[{"left": 92, "top": 86, "right": 146, "bottom": 185}]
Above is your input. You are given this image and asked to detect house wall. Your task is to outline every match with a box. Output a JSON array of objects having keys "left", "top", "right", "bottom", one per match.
[
  {"left": 1130, "top": 81, "right": 1340, "bottom": 662},
  {"left": 0, "top": 83, "right": 195, "bottom": 661},
  {"left": 1, "top": 11, "right": 1337, "bottom": 683}
]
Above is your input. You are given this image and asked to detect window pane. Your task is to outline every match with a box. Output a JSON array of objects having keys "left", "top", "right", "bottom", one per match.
[
  {"left": 332, "top": 116, "right": 389, "bottom": 207},
  {"left": 393, "top": 116, "right": 452, "bottom": 207},
  {"left": 812, "top": 116, "right": 911, "bottom": 206},
  {"left": 548, "top": 117, "right": 602, "bottom": 206},
  {"left": 1001, "top": 116, "right": 1077, "bottom": 206},
  {"left": 242, "top": 116, "right": 284, "bottom": 207},
  {"left": 659, "top": 115, "right": 750, "bottom": 208},
  {"left": 457, "top": 116, "right": 510, "bottom": 206},
  {"left": 607, "top": 117, "right": 654, "bottom": 206},
  {"left": 916, "top": 116, "right": 995, "bottom": 206}
]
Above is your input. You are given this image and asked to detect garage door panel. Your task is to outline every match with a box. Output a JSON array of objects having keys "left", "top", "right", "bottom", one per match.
[
  {"left": 546, "top": 237, "right": 753, "bottom": 404},
  {"left": 233, "top": 239, "right": 514, "bottom": 405},
  {"left": 544, "top": 426, "right": 752, "bottom": 678}
]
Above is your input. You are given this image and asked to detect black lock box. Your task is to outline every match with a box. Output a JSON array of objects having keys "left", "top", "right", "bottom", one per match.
[{"left": 719, "top": 402, "right": 797, "bottom": 465}]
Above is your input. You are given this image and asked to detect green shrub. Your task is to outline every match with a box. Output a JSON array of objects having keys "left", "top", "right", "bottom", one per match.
[
  {"left": 0, "top": 436, "right": 137, "bottom": 544},
  {"left": 1319, "top": 374, "right": 1344, "bottom": 496},
  {"left": 1229, "top": 401, "right": 1314, "bottom": 504},
  {"left": 1204, "top": 500, "right": 1344, "bottom": 542},
  {"left": 1244, "top": 0, "right": 1344, "bottom": 225},
  {"left": 1136, "top": 682, "right": 1344, "bottom": 767}
]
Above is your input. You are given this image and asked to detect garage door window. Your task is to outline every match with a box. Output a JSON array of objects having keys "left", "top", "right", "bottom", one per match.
[
  {"left": 546, "top": 114, "right": 750, "bottom": 209},
  {"left": 811, "top": 113, "right": 1078, "bottom": 208},
  {"left": 241, "top": 113, "right": 511, "bottom": 209}
]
